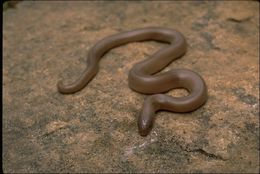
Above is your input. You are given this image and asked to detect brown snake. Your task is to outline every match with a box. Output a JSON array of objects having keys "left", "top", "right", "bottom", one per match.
[{"left": 57, "top": 27, "right": 208, "bottom": 136}]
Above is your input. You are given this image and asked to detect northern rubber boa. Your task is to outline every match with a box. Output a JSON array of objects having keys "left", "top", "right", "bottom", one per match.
[{"left": 57, "top": 27, "right": 208, "bottom": 136}]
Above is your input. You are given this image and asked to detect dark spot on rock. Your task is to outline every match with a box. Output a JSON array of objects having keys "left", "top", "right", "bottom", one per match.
[
  {"left": 209, "top": 123, "right": 217, "bottom": 128},
  {"left": 231, "top": 87, "right": 258, "bottom": 105},
  {"left": 81, "top": 25, "right": 101, "bottom": 31},
  {"left": 90, "top": 119, "right": 103, "bottom": 133},
  {"left": 190, "top": 1, "right": 207, "bottom": 6},
  {"left": 223, "top": 18, "right": 252, "bottom": 36},
  {"left": 116, "top": 11, "right": 126, "bottom": 23},
  {"left": 193, "top": 170, "right": 203, "bottom": 173},
  {"left": 80, "top": 108, "right": 96, "bottom": 122},
  {"left": 144, "top": 141, "right": 178, "bottom": 156},
  {"left": 227, "top": 17, "right": 251, "bottom": 23},
  {"left": 191, "top": 22, "right": 205, "bottom": 31},
  {"left": 117, "top": 160, "right": 137, "bottom": 173},
  {"left": 140, "top": 132, "right": 189, "bottom": 165},
  {"left": 234, "top": 23, "right": 248, "bottom": 34},
  {"left": 202, "top": 7, "right": 217, "bottom": 23},
  {"left": 245, "top": 122, "right": 259, "bottom": 135},
  {"left": 191, "top": 148, "right": 227, "bottom": 161},
  {"left": 201, "top": 32, "right": 213, "bottom": 43},
  {"left": 118, "top": 119, "right": 136, "bottom": 133},
  {"left": 3, "top": 0, "right": 21, "bottom": 10},
  {"left": 91, "top": 132, "right": 113, "bottom": 154},
  {"left": 192, "top": 138, "right": 209, "bottom": 149},
  {"left": 201, "top": 32, "right": 220, "bottom": 50},
  {"left": 196, "top": 108, "right": 212, "bottom": 128}
]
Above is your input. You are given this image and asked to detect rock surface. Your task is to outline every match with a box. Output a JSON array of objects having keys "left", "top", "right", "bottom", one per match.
[{"left": 3, "top": 1, "right": 259, "bottom": 173}]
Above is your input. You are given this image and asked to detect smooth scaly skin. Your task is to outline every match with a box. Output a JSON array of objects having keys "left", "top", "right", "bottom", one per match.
[{"left": 57, "top": 27, "right": 208, "bottom": 136}]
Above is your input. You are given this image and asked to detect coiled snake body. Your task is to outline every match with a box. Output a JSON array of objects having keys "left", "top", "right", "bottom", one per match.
[{"left": 57, "top": 27, "right": 207, "bottom": 136}]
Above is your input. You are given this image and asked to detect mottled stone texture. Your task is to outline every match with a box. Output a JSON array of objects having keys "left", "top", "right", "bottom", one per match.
[{"left": 3, "top": 1, "right": 259, "bottom": 173}]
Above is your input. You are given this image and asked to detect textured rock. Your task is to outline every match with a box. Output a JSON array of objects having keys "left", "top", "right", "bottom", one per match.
[{"left": 3, "top": 1, "right": 259, "bottom": 173}]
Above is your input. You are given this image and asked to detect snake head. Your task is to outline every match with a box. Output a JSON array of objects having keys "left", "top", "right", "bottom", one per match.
[{"left": 138, "top": 104, "right": 155, "bottom": 136}]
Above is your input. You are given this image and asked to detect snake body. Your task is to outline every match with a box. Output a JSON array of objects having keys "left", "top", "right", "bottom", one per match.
[{"left": 57, "top": 27, "right": 207, "bottom": 136}]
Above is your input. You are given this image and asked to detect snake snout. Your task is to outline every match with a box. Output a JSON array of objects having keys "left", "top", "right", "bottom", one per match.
[{"left": 138, "top": 112, "right": 154, "bottom": 136}]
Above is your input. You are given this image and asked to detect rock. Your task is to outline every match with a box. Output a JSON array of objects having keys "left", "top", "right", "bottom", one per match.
[{"left": 3, "top": 1, "right": 259, "bottom": 173}]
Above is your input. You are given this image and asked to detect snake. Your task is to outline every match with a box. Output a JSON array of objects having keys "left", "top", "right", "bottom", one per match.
[{"left": 57, "top": 27, "right": 208, "bottom": 136}]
